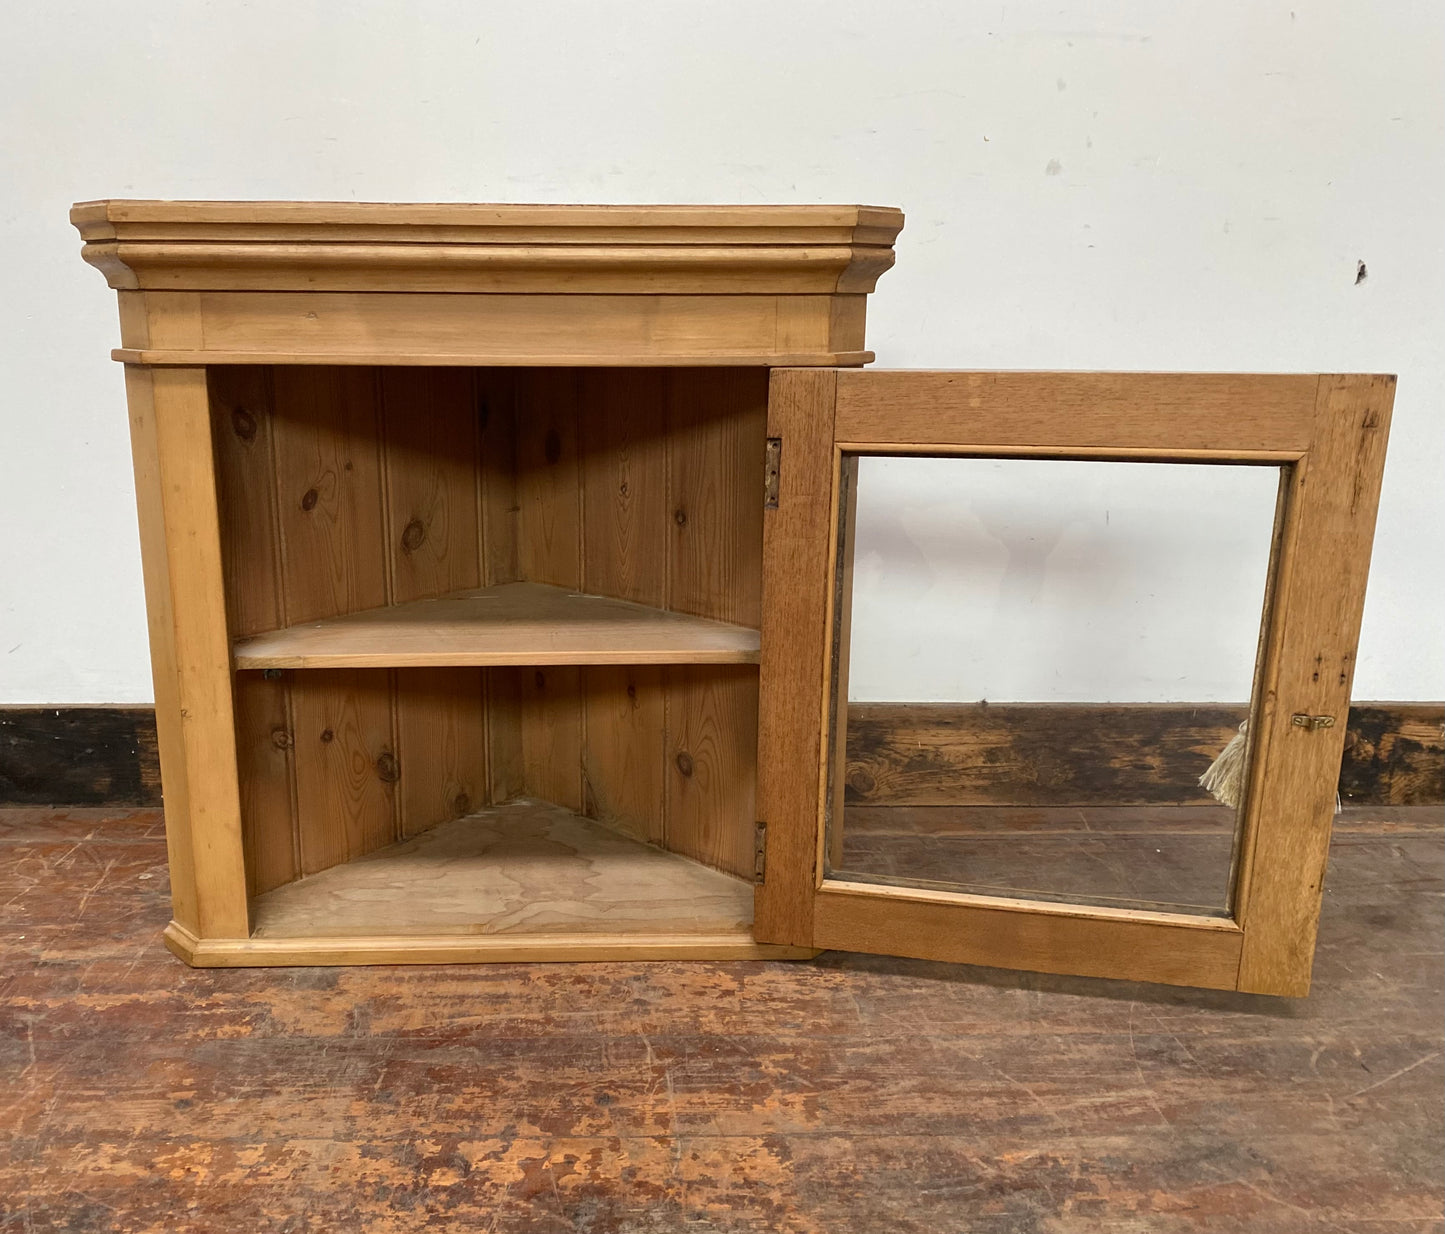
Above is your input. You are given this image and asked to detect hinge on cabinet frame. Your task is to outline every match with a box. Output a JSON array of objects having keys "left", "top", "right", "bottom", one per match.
[
  {"left": 754, "top": 821, "right": 767, "bottom": 884},
  {"left": 1290, "top": 713, "right": 1337, "bottom": 730},
  {"left": 763, "top": 438, "right": 782, "bottom": 508}
]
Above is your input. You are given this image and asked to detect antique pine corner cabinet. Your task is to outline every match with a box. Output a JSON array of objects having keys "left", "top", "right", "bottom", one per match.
[{"left": 72, "top": 200, "right": 1394, "bottom": 996}]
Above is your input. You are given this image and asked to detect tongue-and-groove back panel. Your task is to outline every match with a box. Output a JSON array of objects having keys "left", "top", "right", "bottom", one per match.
[{"left": 208, "top": 364, "right": 767, "bottom": 895}]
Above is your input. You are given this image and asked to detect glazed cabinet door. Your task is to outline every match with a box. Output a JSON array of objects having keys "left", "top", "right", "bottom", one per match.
[{"left": 752, "top": 369, "right": 1394, "bottom": 995}]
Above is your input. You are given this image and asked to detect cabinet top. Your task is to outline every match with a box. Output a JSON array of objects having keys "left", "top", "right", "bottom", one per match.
[
  {"left": 71, "top": 199, "right": 905, "bottom": 297},
  {"left": 71, "top": 199, "right": 902, "bottom": 238}
]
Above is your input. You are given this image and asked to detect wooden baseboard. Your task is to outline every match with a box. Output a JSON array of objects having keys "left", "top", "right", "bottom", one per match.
[
  {"left": 844, "top": 702, "right": 1443, "bottom": 809},
  {"left": 0, "top": 706, "right": 160, "bottom": 806},
  {"left": 1, "top": 701, "right": 1440, "bottom": 808}
]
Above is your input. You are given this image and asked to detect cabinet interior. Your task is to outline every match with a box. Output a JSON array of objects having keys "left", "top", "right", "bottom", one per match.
[{"left": 208, "top": 365, "right": 767, "bottom": 940}]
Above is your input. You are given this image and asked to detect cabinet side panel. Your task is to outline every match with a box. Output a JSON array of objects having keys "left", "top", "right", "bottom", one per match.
[
  {"left": 124, "top": 365, "right": 250, "bottom": 939},
  {"left": 582, "top": 665, "right": 667, "bottom": 845},
  {"left": 666, "top": 368, "right": 767, "bottom": 626},
  {"left": 580, "top": 368, "right": 669, "bottom": 606},
  {"left": 207, "top": 366, "right": 300, "bottom": 896},
  {"left": 291, "top": 668, "right": 398, "bottom": 875},
  {"left": 271, "top": 367, "right": 389, "bottom": 624},
  {"left": 666, "top": 665, "right": 759, "bottom": 879}
]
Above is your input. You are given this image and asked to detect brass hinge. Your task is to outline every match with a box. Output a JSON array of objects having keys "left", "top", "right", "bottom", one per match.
[
  {"left": 1291, "top": 713, "right": 1337, "bottom": 730},
  {"left": 763, "top": 438, "right": 782, "bottom": 508},
  {"left": 754, "top": 821, "right": 767, "bottom": 884}
]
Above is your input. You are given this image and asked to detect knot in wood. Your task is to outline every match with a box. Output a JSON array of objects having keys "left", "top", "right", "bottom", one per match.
[
  {"left": 270, "top": 728, "right": 293, "bottom": 751},
  {"left": 300, "top": 487, "right": 319, "bottom": 512},
  {"left": 675, "top": 751, "right": 694, "bottom": 778},
  {"left": 230, "top": 407, "right": 257, "bottom": 442},
  {"left": 401, "top": 517, "right": 427, "bottom": 553},
  {"left": 375, "top": 752, "right": 400, "bottom": 783}
]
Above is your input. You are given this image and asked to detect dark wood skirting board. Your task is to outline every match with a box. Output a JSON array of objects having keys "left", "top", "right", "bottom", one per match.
[
  {"left": 1, "top": 701, "right": 1440, "bottom": 808},
  {"left": 844, "top": 701, "right": 1444, "bottom": 809},
  {"left": 0, "top": 707, "right": 160, "bottom": 806}
]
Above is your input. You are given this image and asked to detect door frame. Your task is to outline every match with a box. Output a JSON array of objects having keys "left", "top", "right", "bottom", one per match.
[{"left": 754, "top": 369, "right": 1395, "bottom": 995}]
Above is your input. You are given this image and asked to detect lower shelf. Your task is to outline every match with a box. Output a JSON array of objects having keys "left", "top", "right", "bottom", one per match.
[{"left": 164, "top": 799, "right": 814, "bottom": 966}]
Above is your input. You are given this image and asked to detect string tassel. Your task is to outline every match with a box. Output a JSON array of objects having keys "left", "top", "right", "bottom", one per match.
[{"left": 1200, "top": 720, "right": 1249, "bottom": 809}]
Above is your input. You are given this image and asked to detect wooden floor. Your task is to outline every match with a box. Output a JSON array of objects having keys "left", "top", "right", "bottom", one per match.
[
  {"left": 2, "top": 806, "right": 1440, "bottom": 1232},
  {"left": 838, "top": 804, "right": 1241, "bottom": 915}
]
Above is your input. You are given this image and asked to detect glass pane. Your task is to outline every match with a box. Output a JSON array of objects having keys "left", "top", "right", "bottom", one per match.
[{"left": 826, "top": 455, "right": 1282, "bottom": 918}]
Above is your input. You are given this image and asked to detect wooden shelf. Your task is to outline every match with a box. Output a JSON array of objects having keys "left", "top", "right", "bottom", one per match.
[
  {"left": 232, "top": 581, "right": 761, "bottom": 670},
  {"left": 182, "top": 799, "right": 813, "bottom": 966}
]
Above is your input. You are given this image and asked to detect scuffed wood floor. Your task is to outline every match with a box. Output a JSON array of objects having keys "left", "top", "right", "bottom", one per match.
[{"left": 1, "top": 807, "right": 1441, "bottom": 1233}]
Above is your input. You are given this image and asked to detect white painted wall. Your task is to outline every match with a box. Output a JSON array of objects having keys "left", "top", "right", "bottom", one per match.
[{"left": 0, "top": 1, "right": 1439, "bottom": 704}]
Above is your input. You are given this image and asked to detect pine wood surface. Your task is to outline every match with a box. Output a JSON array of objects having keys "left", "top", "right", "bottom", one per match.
[
  {"left": 3, "top": 804, "right": 1440, "bottom": 1230},
  {"left": 1234, "top": 375, "right": 1396, "bottom": 995},
  {"left": 231, "top": 582, "right": 762, "bottom": 669},
  {"left": 249, "top": 798, "right": 758, "bottom": 940},
  {"left": 71, "top": 200, "right": 903, "bottom": 296},
  {"left": 756, "top": 369, "right": 1395, "bottom": 995}
]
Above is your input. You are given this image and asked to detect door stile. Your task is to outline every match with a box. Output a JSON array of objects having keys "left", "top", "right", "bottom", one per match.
[
  {"left": 1233, "top": 375, "right": 1395, "bottom": 995},
  {"left": 753, "top": 370, "right": 838, "bottom": 946}
]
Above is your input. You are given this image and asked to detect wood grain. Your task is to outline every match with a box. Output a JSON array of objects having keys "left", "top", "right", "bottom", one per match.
[
  {"left": 1339, "top": 703, "right": 1445, "bottom": 806},
  {"left": 580, "top": 368, "right": 668, "bottom": 606},
  {"left": 833, "top": 370, "right": 1320, "bottom": 455},
  {"left": 379, "top": 367, "right": 482, "bottom": 601},
  {"left": 483, "top": 667, "right": 524, "bottom": 806},
  {"left": 290, "top": 669, "right": 397, "bottom": 875},
  {"left": 206, "top": 366, "right": 282, "bottom": 637},
  {"left": 231, "top": 672, "right": 298, "bottom": 895},
  {"left": 0, "top": 708, "right": 159, "bottom": 806},
  {"left": 270, "top": 366, "right": 388, "bottom": 624},
  {"left": 122, "top": 365, "right": 249, "bottom": 939},
  {"left": 515, "top": 369, "right": 582, "bottom": 588},
  {"left": 231, "top": 581, "right": 761, "bottom": 669},
  {"left": 667, "top": 666, "right": 760, "bottom": 879},
  {"left": 1236, "top": 375, "right": 1397, "bottom": 995},
  {"left": 813, "top": 882, "right": 1244, "bottom": 990},
  {"left": 753, "top": 369, "right": 839, "bottom": 945},
  {"left": 4, "top": 803, "right": 1439, "bottom": 1227},
  {"left": 827, "top": 456, "right": 859, "bottom": 870},
  {"left": 206, "top": 366, "right": 300, "bottom": 894},
  {"left": 844, "top": 702, "right": 1251, "bottom": 807},
  {"left": 124, "top": 291, "right": 855, "bottom": 367},
  {"left": 666, "top": 369, "right": 768, "bottom": 626},
  {"left": 72, "top": 200, "right": 904, "bottom": 297},
  {"left": 392, "top": 668, "right": 489, "bottom": 840},
  {"left": 581, "top": 666, "right": 666, "bottom": 845},
  {"left": 476, "top": 368, "right": 520, "bottom": 586},
  {"left": 520, "top": 666, "right": 584, "bottom": 814},
  {"left": 252, "top": 799, "right": 753, "bottom": 941}
]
